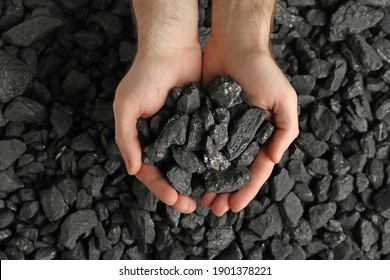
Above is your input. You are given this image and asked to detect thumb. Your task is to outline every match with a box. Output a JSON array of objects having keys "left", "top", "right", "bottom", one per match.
[{"left": 113, "top": 95, "right": 143, "bottom": 175}]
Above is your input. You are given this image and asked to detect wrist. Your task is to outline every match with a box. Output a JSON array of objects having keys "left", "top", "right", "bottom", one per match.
[{"left": 210, "top": 0, "right": 275, "bottom": 52}]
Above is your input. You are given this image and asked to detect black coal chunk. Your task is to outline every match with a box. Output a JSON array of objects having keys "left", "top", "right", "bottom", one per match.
[
  {"left": 309, "top": 202, "right": 337, "bottom": 230},
  {"left": 295, "top": 132, "right": 329, "bottom": 158},
  {"left": 155, "top": 114, "right": 189, "bottom": 151},
  {"left": 235, "top": 142, "right": 259, "bottom": 167},
  {"left": 347, "top": 35, "right": 383, "bottom": 72},
  {"left": 203, "top": 152, "right": 231, "bottom": 171},
  {"left": 248, "top": 204, "right": 283, "bottom": 240},
  {"left": 185, "top": 107, "right": 214, "bottom": 150},
  {"left": 172, "top": 147, "right": 203, "bottom": 174},
  {"left": 357, "top": 219, "right": 379, "bottom": 252},
  {"left": 255, "top": 121, "right": 275, "bottom": 145},
  {"left": 226, "top": 108, "right": 266, "bottom": 160},
  {"left": 59, "top": 0, "right": 89, "bottom": 10},
  {"left": 207, "top": 76, "right": 242, "bottom": 108},
  {"left": 271, "top": 168, "right": 295, "bottom": 202},
  {"left": 127, "top": 208, "right": 155, "bottom": 244},
  {"left": 373, "top": 186, "right": 390, "bottom": 219},
  {"left": 62, "top": 70, "right": 91, "bottom": 95},
  {"left": 4, "top": 97, "right": 47, "bottom": 123},
  {"left": 176, "top": 83, "right": 201, "bottom": 114},
  {"left": 329, "top": 2, "right": 384, "bottom": 41},
  {"left": 0, "top": 139, "right": 27, "bottom": 171},
  {"left": 81, "top": 165, "right": 108, "bottom": 197},
  {"left": 0, "top": 50, "right": 33, "bottom": 103},
  {"left": 166, "top": 165, "right": 192, "bottom": 195},
  {"left": 0, "top": 209, "right": 15, "bottom": 229},
  {"left": 330, "top": 174, "right": 354, "bottom": 201},
  {"left": 59, "top": 210, "right": 98, "bottom": 249},
  {"left": 40, "top": 186, "right": 68, "bottom": 222},
  {"left": 131, "top": 179, "right": 159, "bottom": 212},
  {"left": 0, "top": 170, "right": 24, "bottom": 193},
  {"left": 204, "top": 167, "right": 251, "bottom": 193},
  {"left": 310, "top": 104, "right": 340, "bottom": 141},
  {"left": 271, "top": 239, "right": 293, "bottom": 260},
  {"left": 280, "top": 192, "right": 304, "bottom": 227},
  {"left": 3, "top": 15, "right": 63, "bottom": 47}
]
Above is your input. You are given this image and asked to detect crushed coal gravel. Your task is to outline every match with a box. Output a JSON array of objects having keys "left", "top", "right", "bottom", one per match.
[{"left": 0, "top": 0, "right": 389, "bottom": 260}]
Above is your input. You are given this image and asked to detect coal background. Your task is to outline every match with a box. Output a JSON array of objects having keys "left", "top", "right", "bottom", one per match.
[{"left": 0, "top": 0, "right": 389, "bottom": 260}]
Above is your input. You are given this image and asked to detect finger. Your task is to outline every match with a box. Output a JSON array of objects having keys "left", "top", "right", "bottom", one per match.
[
  {"left": 266, "top": 92, "right": 299, "bottom": 163},
  {"left": 210, "top": 193, "right": 230, "bottom": 217},
  {"left": 136, "top": 164, "right": 178, "bottom": 206},
  {"left": 113, "top": 96, "right": 143, "bottom": 175},
  {"left": 200, "top": 192, "right": 217, "bottom": 208},
  {"left": 173, "top": 195, "right": 197, "bottom": 214},
  {"left": 229, "top": 150, "right": 275, "bottom": 212}
]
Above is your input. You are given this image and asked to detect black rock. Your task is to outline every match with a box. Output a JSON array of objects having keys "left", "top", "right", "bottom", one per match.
[
  {"left": 62, "top": 70, "right": 91, "bottom": 95},
  {"left": 204, "top": 167, "right": 251, "bottom": 193},
  {"left": 305, "top": 59, "right": 331, "bottom": 79},
  {"left": 373, "top": 186, "right": 390, "bottom": 219},
  {"left": 185, "top": 107, "right": 214, "bottom": 150},
  {"left": 205, "top": 227, "right": 235, "bottom": 258},
  {"left": 294, "top": 183, "right": 315, "bottom": 203},
  {"left": 355, "top": 173, "right": 370, "bottom": 193},
  {"left": 330, "top": 150, "right": 351, "bottom": 176},
  {"left": 203, "top": 152, "right": 231, "bottom": 171},
  {"left": 235, "top": 142, "right": 259, "bottom": 167},
  {"left": 4, "top": 97, "right": 48, "bottom": 123},
  {"left": 286, "top": 243, "right": 306, "bottom": 260},
  {"left": 308, "top": 158, "right": 329, "bottom": 177},
  {"left": 0, "top": 140, "right": 27, "bottom": 171},
  {"left": 3, "top": 15, "right": 63, "bottom": 47},
  {"left": 155, "top": 114, "right": 189, "bottom": 151},
  {"left": 206, "top": 122, "right": 229, "bottom": 155},
  {"left": 325, "top": 54, "right": 347, "bottom": 91},
  {"left": 357, "top": 219, "right": 379, "bottom": 252},
  {"left": 0, "top": 209, "right": 15, "bottom": 229},
  {"left": 59, "top": 210, "right": 98, "bottom": 249},
  {"left": 71, "top": 133, "right": 96, "bottom": 152},
  {"left": 329, "top": 2, "right": 384, "bottom": 41},
  {"left": 216, "top": 242, "right": 243, "bottom": 260},
  {"left": 330, "top": 174, "right": 354, "bottom": 201},
  {"left": 34, "top": 247, "right": 57, "bottom": 260},
  {"left": 292, "top": 75, "right": 316, "bottom": 95},
  {"left": 165, "top": 88, "right": 182, "bottom": 109},
  {"left": 59, "top": 0, "right": 89, "bottom": 9},
  {"left": 127, "top": 208, "right": 155, "bottom": 244},
  {"left": 348, "top": 35, "right": 383, "bottom": 72},
  {"left": 271, "top": 168, "right": 295, "bottom": 202},
  {"left": 248, "top": 204, "right": 283, "bottom": 240},
  {"left": 172, "top": 147, "right": 204, "bottom": 174},
  {"left": 207, "top": 76, "right": 243, "bottom": 108},
  {"left": 57, "top": 178, "right": 78, "bottom": 205},
  {"left": 40, "top": 186, "right": 68, "bottom": 222},
  {"left": 288, "top": 160, "right": 312, "bottom": 183},
  {"left": 255, "top": 121, "right": 275, "bottom": 145},
  {"left": 295, "top": 133, "right": 329, "bottom": 158},
  {"left": 372, "top": 37, "right": 390, "bottom": 64},
  {"left": 0, "top": 169, "right": 24, "bottom": 193},
  {"left": 289, "top": 219, "right": 313, "bottom": 246},
  {"left": 226, "top": 108, "right": 266, "bottom": 160},
  {"left": 50, "top": 106, "right": 73, "bottom": 138},
  {"left": 82, "top": 165, "right": 108, "bottom": 197},
  {"left": 271, "top": 239, "right": 293, "bottom": 260},
  {"left": 74, "top": 31, "right": 104, "bottom": 50},
  {"left": 18, "top": 200, "right": 39, "bottom": 220},
  {"left": 348, "top": 153, "right": 368, "bottom": 174},
  {"left": 366, "top": 158, "right": 384, "bottom": 189},
  {"left": 309, "top": 202, "right": 337, "bottom": 230},
  {"left": 176, "top": 83, "right": 201, "bottom": 114},
  {"left": 0, "top": 50, "right": 33, "bottom": 103},
  {"left": 310, "top": 104, "right": 340, "bottom": 141},
  {"left": 166, "top": 165, "right": 192, "bottom": 195},
  {"left": 280, "top": 192, "right": 304, "bottom": 227}
]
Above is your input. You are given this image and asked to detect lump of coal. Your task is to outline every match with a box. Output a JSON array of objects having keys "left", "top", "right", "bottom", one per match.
[
  {"left": 4, "top": 97, "right": 47, "bottom": 123},
  {"left": 255, "top": 121, "right": 275, "bottom": 145},
  {"left": 155, "top": 114, "right": 189, "bottom": 151},
  {"left": 59, "top": 210, "right": 98, "bottom": 249},
  {"left": 347, "top": 34, "right": 383, "bottom": 72},
  {"left": 248, "top": 204, "right": 283, "bottom": 240},
  {"left": 207, "top": 76, "right": 242, "bottom": 108},
  {"left": 280, "top": 192, "right": 304, "bottom": 227},
  {"left": 226, "top": 108, "right": 266, "bottom": 160},
  {"left": 271, "top": 168, "right": 295, "bottom": 202},
  {"left": 176, "top": 83, "right": 201, "bottom": 114},
  {"left": 166, "top": 166, "right": 192, "bottom": 195},
  {"left": 0, "top": 170, "right": 24, "bottom": 193},
  {"left": 40, "top": 186, "right": 68, "bottom": 222},
  {"left": 373, "top": 186, "right": 390, "bottom": 218},
  {"left": 0, "top": 139, "right": 27, "bottom": 171},
  {"left": 0, "top": 50, "right": 33, "bottom": 103},
  {"left": 3, "top": 15, "right": 63, "bottom": 47},
  {"left": 310, "top": 104, "right": 340, "bottom": 141},
  {"left": 309, "top": 202, "right": 337, "bottom": 230},
  {"left": 235, "top": 142, "right": 259, "bottom": 167},
  {"left": 172, "top": 147, "right": 204, "bottom": 174},
  {"left": 204, "top": 167, "right": 251, "bottom": 193},
  {"left": 329, "top": 2, "right": 384, "bottom": 41}
]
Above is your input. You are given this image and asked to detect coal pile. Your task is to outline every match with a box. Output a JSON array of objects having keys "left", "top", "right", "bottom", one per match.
[
  {"left": 0, "top": 0, "right": 389, "bottom": 260},
  {"left": 139, "top": 77, "right": 273, "bottom": 196}
]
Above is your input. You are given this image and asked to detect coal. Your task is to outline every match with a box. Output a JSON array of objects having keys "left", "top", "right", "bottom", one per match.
[
  {"left": 329, "top": 2, "right": 384, "bottom": 41},
  {"left": 59, "top": 210, "right": 98, "bottom": 249},
  {"left": 40, "top": 186, "right": 68, "bottom": 222},
  {"left": 204, "top": 167, "right": 251, "bottom": 193},
  {"left": 0, "top": 50, "right": 33, "bottom": 103},
  {"left": 330, "top": 174, "right": 354, "bottom": 201},
  {"left": 0, "top": 209, "right": 15, "bottom": 229},
  {"left": 280, "top": 192, "right": 304, "bottom": 227},
  {"left": 172, "top": 147, "right": 203, "bottom": 174},
  {"left": 62, "top": 70, "right": 91, "bottom": 95},
  {"left": 0, "top": 170, "right": 24, "bottom": 193},
  {"left": 155, "top": 115, "right": 189, "bottom": 151},
  {"left": 373, "top": 186, "right": 390, "bottom": 219},
  {"left": 0, "top": 139, "right": 27, "bottom": 171},
  {"left": 166, "top": 166, "right": 192, "bottom": 195},
  {"left": 310, "top": 104, "right": 340, "bottom": 141},
  {"left": 309, "top": 202, "right": 337, "bottom": 230},
  {"left": 347, "top": 35, "right": 383, "bottom": 72},
  {"left": 176, "top": 83, "right": 201, "bottom": 114},
  {"left": 357, "top": 219, "right": 379, "bottom": 252},
  {"left": 207, "top": 76, "right": 242, "bottom": 108},
  {"left": 226, "top": 108, "right": 266, "bottom": 160},
  {"left": 3, "top": 15, "right": 63, "bottom": 47},
  {"left": 248, "top": 204, "right": 283, "bottom": 240},
  {"left": 4, "top": 97, "right": 47, "bottom": 123},
  {"left": 271, "top": 168, "right": 295, "bottom": 202},
  {"left": 81, "top": 165, "right": 108, "bottom": 197},
  {"left": 127, "top": 209, "right": 155, "bottom": 244}
]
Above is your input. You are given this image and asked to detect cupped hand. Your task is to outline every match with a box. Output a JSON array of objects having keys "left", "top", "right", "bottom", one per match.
[
  {"left": 201, "top": 40, "right": 299, "bottom": 216},
  {"left": 114, "top": 47, "right": 201, "bottom": 213}
]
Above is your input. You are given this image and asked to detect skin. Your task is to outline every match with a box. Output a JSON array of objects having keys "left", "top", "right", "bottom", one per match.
[{"left": 114, "top": 0, "right": 299, "bottom": 216}]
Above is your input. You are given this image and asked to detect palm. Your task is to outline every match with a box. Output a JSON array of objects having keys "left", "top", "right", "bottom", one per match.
[
  {"left": 114, "top": 48, "right": 202, "bottom": 213},
  {"left": 201, "top": 41, "right": 299, "bottom": 216}
]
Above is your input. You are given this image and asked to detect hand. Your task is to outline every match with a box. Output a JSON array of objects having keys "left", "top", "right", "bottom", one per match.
[{"left": 201, "top": 39, "right": 299, "bottom": 216}]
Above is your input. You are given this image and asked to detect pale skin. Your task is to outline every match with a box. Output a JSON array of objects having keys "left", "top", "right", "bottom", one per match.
[{"left": 114, "top": 0, "right": 299, "bottom": 215}]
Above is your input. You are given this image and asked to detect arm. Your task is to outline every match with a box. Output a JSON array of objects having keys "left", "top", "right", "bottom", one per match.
[
  {"left": 114, "top": 0, "right": 201, "bottom": 213},
  {"left": 201, "top": 0, "right": 299, "bottom": 216}
]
